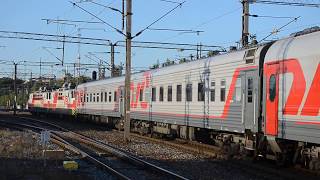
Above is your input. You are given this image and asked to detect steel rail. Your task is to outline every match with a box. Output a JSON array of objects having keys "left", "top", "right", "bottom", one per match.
[
  {"left": 15, "top": 116, "right": 189, "bottom": 180},
  {"left": 0, "top": 119, "right": 131, "bottom": 180}
]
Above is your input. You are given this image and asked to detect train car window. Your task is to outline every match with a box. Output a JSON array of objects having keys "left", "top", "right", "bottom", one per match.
[
  {"left": 211, "top": 81, "right": 215, "bottom": 102},
  {"left": 93, "top": 93, "right": 96, "bottom": 102},
  {"left": 90, "top": 93, "right": 92, "bottom": 102},
  {"left": 109, "top": 92, "right": 112, "bottom": 102},
  {"left": 269, "top": 75, "right": 276, "bottom": 102},
  {"left": 186, "top": 83, "right": 192, "bottom": 102},
  {"left": 198, "top": 83, "right": 205, "bottom": 101},
  {"left": 71, "top": 91, "right": 74, "bottom": 98},
  {"left": 247, "top": 78, "right": 253, "bottom": 103},
  {"left": 176, "top": 85, "right": 182, "bottom": 102},
  {"left": 168, "top": 86, "right": 172, "bottom": 102},
  {"left": 233, "top": 78, "right": 241, "bottom": 102},
  {"left": 140, "top": 89, "right": 143, "bottom": 101},
  {"left": 97, "top": 93, "right": 100, "bottom": 102},
  {"left": 86, "top": 94, "right": 89, "bottom": 102},
  {"left": 101, "top": 92, "right": 103, "bottom": 102},
  {"left": 220, "top": 79, "right": 226, "bottom": 102},
  {"left": 105, "top": 92, "right": 107, "bottom": 102},
  {"left": 152, "top": 87, "right": 156, "bottom": 102},
  {"left": 159, "top": 87, "right": 164, "bottom": 101},
  {"left": 114, "top": 91, "right": 117, "bottom": 102}
]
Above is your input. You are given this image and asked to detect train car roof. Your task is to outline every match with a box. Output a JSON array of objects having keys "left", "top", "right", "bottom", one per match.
[{"left": 77, "top": 46, "right": 262, "bottom": 88}]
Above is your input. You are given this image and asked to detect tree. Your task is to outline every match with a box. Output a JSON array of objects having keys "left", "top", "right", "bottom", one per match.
[{"left": 207, "top": 50, "right": 220, "bottom": 57}]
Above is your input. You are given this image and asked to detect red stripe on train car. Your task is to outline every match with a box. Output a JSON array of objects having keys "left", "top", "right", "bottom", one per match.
[{"left": 301, "top": 63, "right": 320, "bottom": 116}]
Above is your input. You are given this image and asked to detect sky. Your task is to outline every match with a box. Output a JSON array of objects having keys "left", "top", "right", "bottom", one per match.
[{"left": 0, "top": 0, "right": 320, "bottom": 80}]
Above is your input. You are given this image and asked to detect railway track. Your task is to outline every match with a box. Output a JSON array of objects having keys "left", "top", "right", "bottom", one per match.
[
  {"left": 4, "top": 114, "right": 319, "bottom": 179},
  {"left": 130, "top": 133, "right": 221, "bottom": 157},
  {"left": 0, "top": 115, "right": 188, "bottom": 180}
]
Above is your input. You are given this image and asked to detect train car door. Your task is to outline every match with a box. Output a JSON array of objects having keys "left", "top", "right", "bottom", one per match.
[
  {"left": 242, "top": 70, "right": 258, "bottom": 131},
  {"left": 119, "top": 86, "right": 125, "bottom": 117},
  {"left": 265, "top": 63, "right": 279, "bottom": 136}
]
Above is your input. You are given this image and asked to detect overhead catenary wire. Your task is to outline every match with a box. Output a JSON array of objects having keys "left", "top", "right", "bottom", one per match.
[
  {"left": 159, "top": 0, "right": 183, "bottom": 4},
  {"left": 89, "top": 1, "right": 123, "bottom": 14},
  {"left": 250, "top": 0, "right": 320, "bottom": 8},
  {"left": 42, "top": 19, "right": 104, "bottom": 24},
  {"left": 0, "top": 30, "right": 222, "bottom": 51},
  {"left": 249, "top": 14, "right": 296, "bottom": 19},
  {"left": 259, "top": 16, "right": 301, "bottom": 43},
  {"left": 70, "top": 1, "right": 125, "bottom": 36},
  {"left": 159, "top": 6, "right": 241, "bottom": 42},
  {"left": 147, "top": 28, "right": 204, "bottom": 34},
  {"left": 132, "top": 1, "right": 186, "bottom": 38}
]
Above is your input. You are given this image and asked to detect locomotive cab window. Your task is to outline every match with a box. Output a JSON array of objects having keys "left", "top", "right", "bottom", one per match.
[
  {"left": 198, "top": 83, "right": 205, "bottom": 101},
  {"left": 269, "top": 75, "right": 276, "bottom": 102}
]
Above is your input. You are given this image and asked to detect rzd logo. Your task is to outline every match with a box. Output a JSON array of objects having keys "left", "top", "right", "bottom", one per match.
[{"left": 130, "top": 72, "right": 151, "bottom": 109}]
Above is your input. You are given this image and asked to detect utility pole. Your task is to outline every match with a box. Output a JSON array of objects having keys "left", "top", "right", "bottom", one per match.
[
  {"left": 111, "top": 43, "right": 115, "bottom": 77},
  {"left": 196, "top": 43, "right": 199, "bottom": 59},
  {"left": 122, "top": 0, "right": 125, "bottom": 32},
  {"left": 77, "top": 29, "right": 81, "bottom": 82},
  {"left": 124, "top": 0, "right": 132, "bottom": 142},
  {"left": 242, "top": 0, "right": 249, "bottom": 48},
  {"left": 13, "top": 63, "right": 17, "bottom": 115},
  {"left": 199, "top": 43, "right": 202, "bottom": 58},
  {"left": 30, "top": 72, "right": 33, "bottom": 88},
  {"left": 39, "top": 58, "right": 42, "bottom": 78},
  {"left": 62, "top": 35, "right": 65, "bottom": 66}
]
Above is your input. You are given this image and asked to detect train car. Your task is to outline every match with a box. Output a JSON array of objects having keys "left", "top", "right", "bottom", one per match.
[
  {"left": 76, "top": 76, "right": 124, "bottom": 125},
  {"left": 76, "top": 44, "right": 268, "bottom": 138},
  {"left": 262, "top": 29, "right": 320, "bottom": 167},
  {"left": 28, "top": 85, "right": 77, "bottom": 116},
  {"left": 28, "top": 28, "right": 320, "bottom": 169}
]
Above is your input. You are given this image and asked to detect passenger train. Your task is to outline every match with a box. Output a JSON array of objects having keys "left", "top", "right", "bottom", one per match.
[{"left": 28, "top": 28, "right": 320, "bottom": 169}]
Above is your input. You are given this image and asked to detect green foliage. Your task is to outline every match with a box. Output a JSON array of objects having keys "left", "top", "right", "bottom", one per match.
[
  {"left": 207, "top": 50, "right": 220, "bottom": 57},
  {"left": 0, "top": 77, "right": 25, "bottom": 106}
]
